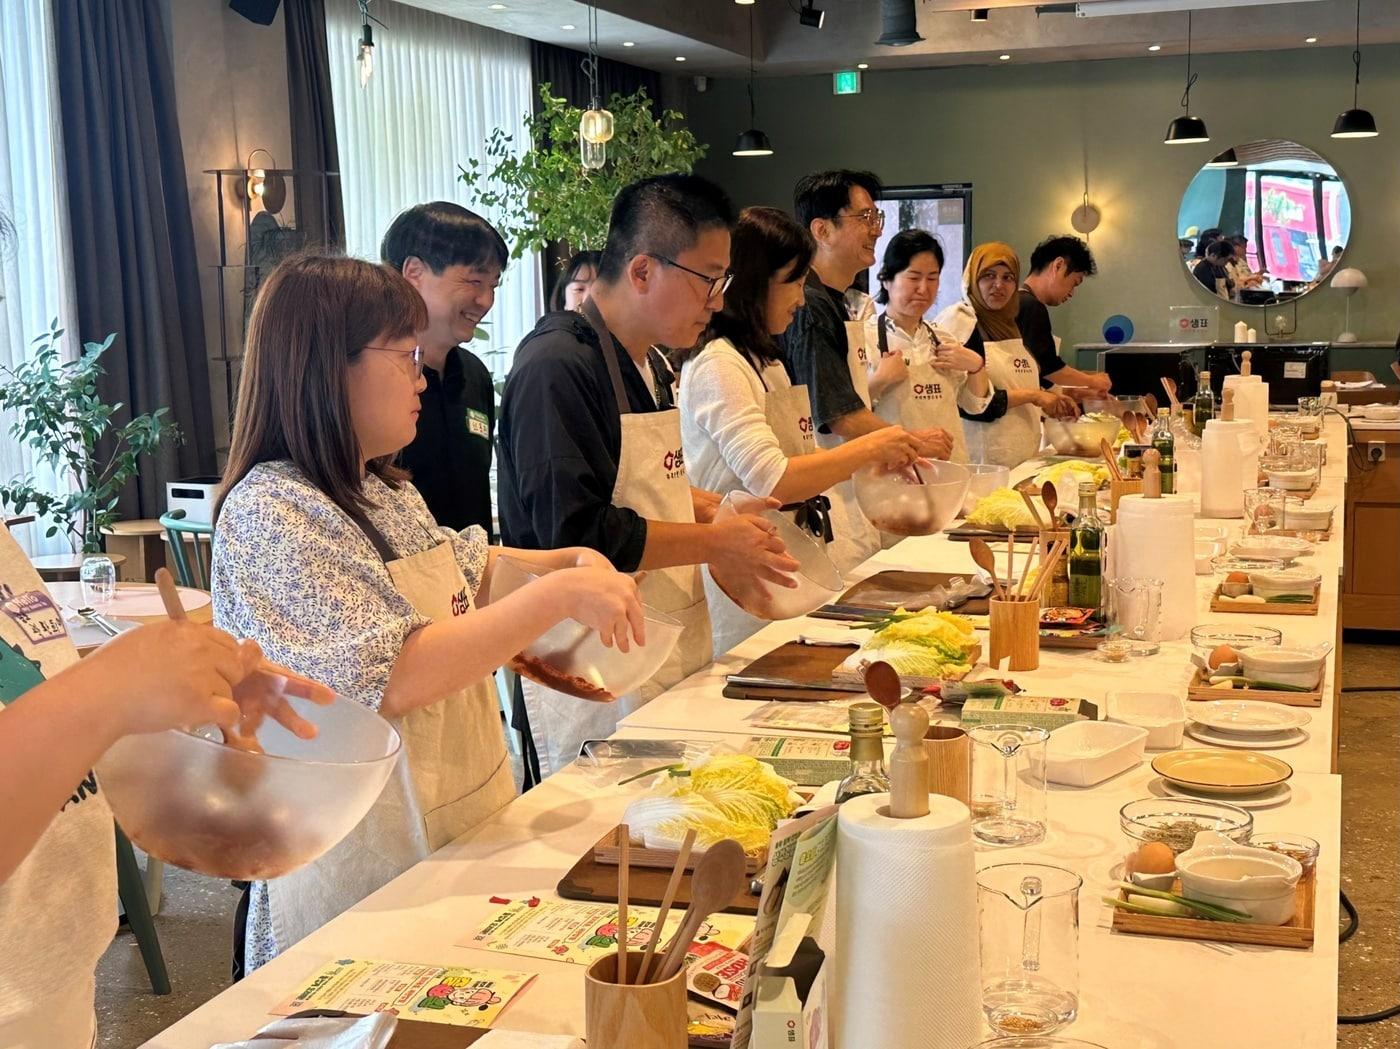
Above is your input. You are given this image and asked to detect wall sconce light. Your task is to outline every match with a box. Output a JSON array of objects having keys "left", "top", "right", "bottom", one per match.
[
  {"left": 1071, "top": 200, "right": 1101, "bottom": 235},
  {"left": 237, "top": 149, "right": 285, "bottom": 215}
]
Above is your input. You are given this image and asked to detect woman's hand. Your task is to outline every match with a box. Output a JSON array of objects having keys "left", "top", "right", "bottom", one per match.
[
  {"left": 910, "top": 426, "right": 955, "bottom": 461},
  {"left": 707, "top": 512, "right": 801, "bottom": 588},
  {"left": 570, "top": 547, "right": 614, "bottom": 571},
  {"left": 1034, "top": 390, "right": 1079, "bottom": 419},
  {"left": 867, "top": 352, "right": 908, "bottom": 400},
  {"left": 930, "top": 342, "right": 984, "bottom": 374},
  {"left": 691, "top": 487, "right": 722, "bottom": 524},
  {"left": 853, "top": 426, "right": 924, "bottom": 469},
  {"left": 549, "top": 567, "right": 647, "bottom": 651}
]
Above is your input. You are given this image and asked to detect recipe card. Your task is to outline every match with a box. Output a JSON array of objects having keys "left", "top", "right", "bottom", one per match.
[{"left": 271, "top": 958, "right": 534, "bottom": 1028}]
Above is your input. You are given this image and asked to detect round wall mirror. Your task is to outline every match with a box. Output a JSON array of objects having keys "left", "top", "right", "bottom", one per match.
[{"left": 1176, "top": 139, "right": 1352, "bottom": 307}]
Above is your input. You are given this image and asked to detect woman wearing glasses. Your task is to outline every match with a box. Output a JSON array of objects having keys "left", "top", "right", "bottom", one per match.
[
  {"left": 676, "top": 207, "right": 923, "bottom": 655},
  {"left": 211, "top": 255, "right": 645, "bottom": 974},
  {"left": 935, "top": 243, "right": 1078, "bottom": 467}
]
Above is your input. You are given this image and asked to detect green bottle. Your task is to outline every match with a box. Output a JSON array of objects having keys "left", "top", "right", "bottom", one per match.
[
  {"left": 1068, "top": 481, "right": 1104, "bottom": 611},
  {"left": 1150, "top": 407, "right": 1176, "bottom": 494},
  {"left": 1189, "top": 370, "right": 1215, "bottom": 436}
]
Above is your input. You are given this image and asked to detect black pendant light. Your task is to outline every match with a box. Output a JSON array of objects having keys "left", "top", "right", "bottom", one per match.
[
  {"left": 1332, "top": 0, "right": 1379, "bottom": 139},
  {"left": 1205, "top": 148, "right": 1238, "bottom": 168},
  {"left": 1164, "top": 13, "right": 1209, "bottom": 145},
  {"left": 733, "top": 6, "right": 774, "bottom": 157}
]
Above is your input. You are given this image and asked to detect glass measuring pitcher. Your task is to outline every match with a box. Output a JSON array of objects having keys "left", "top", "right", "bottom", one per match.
[
  {"left": 977, "top": 863, "right": 1083, "bottom": 1037},
  {"left": 1108, "top": 576, "right": 1163, "bottom": 656},
  {"left": 969, "top": 724, "right": 1050, "bottom": 848}
]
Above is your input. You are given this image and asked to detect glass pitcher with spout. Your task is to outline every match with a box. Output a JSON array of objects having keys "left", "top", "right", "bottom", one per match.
[
  {"left": 969, "top": 724, "right": 1050, "bottom": 848},
  {"left": 977, "top": 863, "right": 1083, "bottom": 1036}
]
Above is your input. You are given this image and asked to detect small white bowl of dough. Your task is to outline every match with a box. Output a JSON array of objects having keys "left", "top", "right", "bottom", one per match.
[
  {"left": 1248, "top": 567, "right": 1320, "bottom": 601},
  {"left": 1238, "top": 644, "right": 1330, "bottom": 690},
  {"left": 1281, "top": 501, "right": 1333, "bottom": 532},
  {"left": 1176, "top": 831, "right": 1303, "bottom": 925},
  {"left": 1265, "top": 468, "right": 1317, "bottom": 491}
]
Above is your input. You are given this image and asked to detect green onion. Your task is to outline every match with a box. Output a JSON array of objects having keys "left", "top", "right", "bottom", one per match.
[
  {"left": 1264, "top": 594, "right": 1314, "bottom": 604},
  {"left": 617, "top": 763, "right": 686, "bottom": 786},
  {"left": 1112, "top": 881, "right": 1252, "bottom": 922}
]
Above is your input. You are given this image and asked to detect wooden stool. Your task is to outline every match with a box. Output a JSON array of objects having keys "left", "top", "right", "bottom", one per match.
[
  {"left": 29, "top": 552, "right": 127, "bottom": 583},
  {"left": 101, "top": 519, "right": 169, "bottom": 582}
]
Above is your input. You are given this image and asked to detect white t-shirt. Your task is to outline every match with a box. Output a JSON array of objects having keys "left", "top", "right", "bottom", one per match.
[{"left": 0, "top": 528, "right": 117, "bottom": 1049}]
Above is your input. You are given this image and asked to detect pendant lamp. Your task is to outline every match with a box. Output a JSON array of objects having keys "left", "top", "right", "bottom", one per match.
[
  {"left": 733, "top": 6, "right": 774, "bottom": 157},
  {"left": 579, "top": 3, "right": 613, "bottom": 170},
  {"left": 1164, "top": 13, "right": 1209, "bottom": 145},
  {"left": 1332, "top": 0, "right": 1378, "bottom": 139}
]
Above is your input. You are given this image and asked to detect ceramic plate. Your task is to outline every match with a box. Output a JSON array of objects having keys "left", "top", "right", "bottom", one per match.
[
  {"left": 1186, "top": 700, "right": 1311, "bottom": 736},
  {"left": 1152, "top": 776, "right": 1293, "bottom": 811},
  {"left": 1185, "top": 724, "right": 1310, "bottom": 751},
  {"left": 1230, "top": 536, "right": 1314, "bottom": 561},
  {"left": 1151, "top": 749, "right": 1294, "bottom": 795}
]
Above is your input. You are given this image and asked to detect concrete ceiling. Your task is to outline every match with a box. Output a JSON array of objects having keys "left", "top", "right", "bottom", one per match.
[{"left": 398, "top": 0, "right": 1400, "bottom": 76}]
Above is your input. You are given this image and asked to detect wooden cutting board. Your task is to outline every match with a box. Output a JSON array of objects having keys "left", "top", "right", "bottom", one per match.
[
  {"left": 1111, "top": 867, "right": 1315, "bottom": 949},
  {"left": 721, "top": 641, "right": 862, "bottom": 701},
  {"left": 814, "top": 570, "right": 992, "bottom": 617},
  {"left": 944, "top": 525, "right": 1040, "bottom": 544},
  {"left": 283, "top": 1013, "right": 489, "bottom": 1048},
  {"left": 558, "top": 831, "right": 761, "bottom": 915}
]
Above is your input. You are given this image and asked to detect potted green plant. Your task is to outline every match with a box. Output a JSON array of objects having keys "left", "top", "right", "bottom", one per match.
[
  {"left": 459, "top": 84, "right": 707, "bottom": 256},
  {"left": 0, "top": 320, "right": 181, "bottom": 553}
]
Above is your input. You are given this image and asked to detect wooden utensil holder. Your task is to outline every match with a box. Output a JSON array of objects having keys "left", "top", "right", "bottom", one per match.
[
  {"left": 585, "top": 951, "right": 687, "bottom": 1049},
  {"left": 1108, "top": 479, "right": 1143, "bottom": 523},
  {"left": 988, "top": 597, "right": 1040, "bottom": 671},
  {"left": 923, "top": 725, "right": 971, "bottom": 806}
]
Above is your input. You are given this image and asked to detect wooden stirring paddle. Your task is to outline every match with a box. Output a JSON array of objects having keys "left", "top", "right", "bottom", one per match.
[{"left": 654, "top": 839, "right": 748, "bottom": 983}]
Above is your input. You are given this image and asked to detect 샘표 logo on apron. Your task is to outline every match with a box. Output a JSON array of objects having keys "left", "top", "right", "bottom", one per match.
[
  {"left": 912, "top": 382, "right": 945, "bottom": 399},
  {"left": 798, "top": 416, "right": 813, "bottom": 434},
  {"left": 663, "top": 447, "right": 687, "bottom": 480},
  {"left": 449, "top": 586, "right": 472, "bottom": 617},
  {"left": 1013, "top": 357, "right": 1033, "bottom": 373}
]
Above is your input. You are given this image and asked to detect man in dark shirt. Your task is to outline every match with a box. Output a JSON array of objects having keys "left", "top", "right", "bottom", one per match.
[
  {"left": 1017, "top": 234, "right": 1112, "bottom": 395},
  {"left": 383, "top": 202, "right": 507, "bottom": 537},
  {"left": 780, "top": 170, "right": 951, "bottom": 459}
]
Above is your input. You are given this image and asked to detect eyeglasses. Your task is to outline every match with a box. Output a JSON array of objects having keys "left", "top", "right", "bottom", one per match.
[
  {"left": 648, "top": 254, "right": 733, "bottom": 303},
  {"left": 363, "top": 344, "right": 424, "bottom": 378},
  {"left": 838, "top": 207, "right": 886, "bottom": 231}
]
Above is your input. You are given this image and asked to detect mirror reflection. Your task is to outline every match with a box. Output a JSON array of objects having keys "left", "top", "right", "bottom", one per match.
[{"left": 1176, "top": 139, "right": 1351, "bottom": 307}]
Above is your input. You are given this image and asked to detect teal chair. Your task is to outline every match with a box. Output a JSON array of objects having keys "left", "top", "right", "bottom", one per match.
[{"left": 159, "top": 509, "right": 214, "bottom": 589}]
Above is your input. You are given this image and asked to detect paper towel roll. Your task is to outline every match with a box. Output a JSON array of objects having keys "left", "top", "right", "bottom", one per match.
[
  {"left": 1222, "top": 374, "right": 1270, "bottom": 439},
  {"left": 833, "top": 794, "right": 980, "bottom": 1049},
  {"left": 1200, "top": 419, "right": 1258, "bottom": 518},
  {"left": 1113, "top": 494, "right": 1196, "bottom": 640}
]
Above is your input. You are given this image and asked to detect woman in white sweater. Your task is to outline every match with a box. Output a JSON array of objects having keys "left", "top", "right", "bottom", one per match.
[{"left": 678, "top": 206, "right": 922, "bottom": 655}]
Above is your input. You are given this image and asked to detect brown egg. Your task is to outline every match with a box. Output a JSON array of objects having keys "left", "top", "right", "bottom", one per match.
[
  {"left": 1226, "top": 571, "right": 1250, "bottom": 584},
  {"left": 1133, "top": 841, "right": 1176, "bottom": 875},
  {"left": 1208, "top": 644, "right": 1240, "bottom": 670}
]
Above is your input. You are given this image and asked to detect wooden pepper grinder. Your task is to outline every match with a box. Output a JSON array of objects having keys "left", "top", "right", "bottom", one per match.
[
  {"left": 1142, "top": 448, "right": 1162, "bottom": 499},
  {"left": 1221, "top": 386, "right": 1236, "bottom": 422},
  {"left": 888, "top": 699, "right": 931, "bottom": 819},
  {"left": 1241, "top": 349, "right": 1253, "bottom": 376}
]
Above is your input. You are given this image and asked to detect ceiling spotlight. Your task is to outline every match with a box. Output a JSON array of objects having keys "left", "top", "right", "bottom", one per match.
[
  {"left": 561, "top": 23, "right": 575, "bottom": 29},
  {"left": 675, "top": 55, "right": 687, "bottom": 61},
  {"left": 1305, "top": 36, "right": 1318, "bottom": 43},
  {"left": 488, "top": 2, "right": 505, "bottom": 9},
  {"left": 622, "top": 41, "right": 635, "bottom": 47},
  {"left": 1148, "top": 44, "right": 1161, "bottom": 51},
  {"left": 999, "top": 53, "right": 1011, "bottom": 61},
  {"left": 857, "top": 62, "right": 870, "bottom": 69},
  {"left": 799, "top": 0, "right": 825, "bottom": 29},
  {"left": 735, "top": 0, "right": 756, "bottom": 4},
  {"left": 970, "top": 7, "right": 989, "bottom": 19}
]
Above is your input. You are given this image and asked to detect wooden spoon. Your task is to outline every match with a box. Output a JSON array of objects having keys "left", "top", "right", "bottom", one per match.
[
  {"left": 969, "top": 538, "right": 1004, "bottom": 600},
  {"left": 1040, "top": 481, "right": 1060, "bottom": 528},
  {"left": 863, "top": 660, "right": 904, "bottom": 710},
  {"left": 1099, "top": 439, "right": 1123, "bottom": 482},
  {"left": 654, "top": 839, "right": 748, "bottom": 983},
  {"left": 1161, "top": 376, "right": 1181, "bottom": 415}
]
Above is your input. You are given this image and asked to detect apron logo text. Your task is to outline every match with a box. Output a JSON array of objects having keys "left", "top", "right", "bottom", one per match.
[
  {"left": 662, "top": 447, "right": 687, "bottom": 480},
  {"left": 449, "top": 587, "right": 472, "bottom": 617}
]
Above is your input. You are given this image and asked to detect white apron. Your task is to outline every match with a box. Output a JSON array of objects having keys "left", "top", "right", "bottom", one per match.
[
  {"left": 703, "top": 351, "right": 826, "bottom": 657},
  {"left": 870, "top": 314, "right": 971, "bottom": 463},
  {"left": 268, "top": 519, "right": 515, "bottom": 954},
  {"left": 813, "top": 320, "right": 881, "bottom": 573},
  {"left": 522, "top": 301, "right": 713, "bottom": 775},
  {"left": 965, "top": 338, "right": 1042, "bottom": 467}
]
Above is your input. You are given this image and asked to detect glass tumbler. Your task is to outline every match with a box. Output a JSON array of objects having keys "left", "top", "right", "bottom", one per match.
[
  {"left": 978, "top": 863, "right": 1083, "bottom": 1037},
  {"left": 970, "top": 724, "right": 1050, "bottom": 848},
  {"left": 1108, "top": 576, "right": 1163, "bottom": 656},
  {"left": 1243, "top": 486, "right": 1286, "bottom": 533},
  {"left": 80, "top": 555, "right": 117, "bottom": 610}
]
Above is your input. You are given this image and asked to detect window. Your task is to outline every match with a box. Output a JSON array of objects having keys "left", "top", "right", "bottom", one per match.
[{"left": 326, "top": 0, "right": 540, "bottom": 386}]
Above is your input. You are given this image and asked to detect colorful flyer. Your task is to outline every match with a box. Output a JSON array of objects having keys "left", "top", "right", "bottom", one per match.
[
  {"left": 465, "top": 896, "right": 752, "bottom": 967},
  {"left": 271, "top": 958, "right": 534, "bottom": 1028}
]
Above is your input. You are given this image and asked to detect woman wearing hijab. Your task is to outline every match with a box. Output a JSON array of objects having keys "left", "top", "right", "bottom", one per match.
[{"left": 934, "top": 242, "right": 1077, "bottom": 466}]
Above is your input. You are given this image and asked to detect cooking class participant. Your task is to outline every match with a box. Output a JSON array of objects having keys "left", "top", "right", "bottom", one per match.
[
  {"left": 1017, "top": 234, "right": 1113, "bottom": 397},
  {"left": 935, "top": 243, "right": 1078, "bottom": 467},
  {"left": 864, "top": 229, "right": 992, "bottom": 464},
  {"left": 212, "top": 255, "right": 644, "bottom": 974},
  {"left": 0, "top": 523, "right": 332, "bottom": 1049},
  {"left": 1193, "top": 239, "right": 1236, "bottom": 299},
  {"left": 383, "top": 202, "right": 506, "bottom": 537},
  {"left": 549, "top": 249, "right": 602, "bottom": 312},
  {"left": 677, "top": 207, "right": 923, "bottom": 655},
  {"left": 781, "top": 170, "right": 952, "bottom": 571},
  {"left": 498, "top": 174, "right": 799, "bottom": 776}
]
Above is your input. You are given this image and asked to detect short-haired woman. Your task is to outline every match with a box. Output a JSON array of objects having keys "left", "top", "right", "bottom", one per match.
[
  {"left": 213, "top": 255, "right": 644, "bottom": 974},
  {"left": 865, "top": 230, "right": 991, "bottom": 464},
  {"left": 677, "top": 207, "right": 921, "bottom": 653}
]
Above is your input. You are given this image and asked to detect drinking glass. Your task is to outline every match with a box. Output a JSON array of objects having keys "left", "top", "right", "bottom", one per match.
[
  {"left": 80, "top": 555, "right": 117, "bottom": 610},
  {"left": 978, "top": 863, "right": 1083, "bottom": 1037},
  {"left": 1243, "top": 486, "right": 1285, "bottom": 533},
  {"left": 969, "top": 724, "right": 1049, "bottom": 848},
  {"left": 1108, "top": 577, "right": 1163, "bottom": 656}
]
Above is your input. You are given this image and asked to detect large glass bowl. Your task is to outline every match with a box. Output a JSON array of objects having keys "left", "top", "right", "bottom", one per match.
[
  {"left": 710, "top": 505, "right": 844, "bottom": 621},
  {"left": 490, "top": 556, "right": 683, "bottom": 701},
  {"left": 1119, "top": 797, "right": 1253, "bottom": 858},
  {"left": 1188, "top": 624, "right": 1283, "bottom": 659},
  {"left": 961, "top": 463, "right": 1011, "bottom": 515},
  {"left": 854, "top": 460, "right": 970, "bottom": 536},
  {"left": 1042, "top": 413, "right": 1122, "bottom": 456},
  {"left": 98, "top": 694, "right": 401, "bottom": 881}
]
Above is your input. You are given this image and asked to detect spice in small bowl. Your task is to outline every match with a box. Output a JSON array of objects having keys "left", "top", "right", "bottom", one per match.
[
  {"left": 1096, "top": 639, "right": 1132, "bottom": 663},
  {"left": 1251, "top": 834, "right": 1319, "bottom": 874}
]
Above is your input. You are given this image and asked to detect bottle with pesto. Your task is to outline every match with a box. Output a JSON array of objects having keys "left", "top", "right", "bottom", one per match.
[
  {"left": 836, "top": 703, "right": 890, "bottom": 803},
  {"left": 1067, "top": 481, "right": 1104, "bottom": 611},
  {"left": 1150, "top": 407, "right": 1176, "bottom": 494}
]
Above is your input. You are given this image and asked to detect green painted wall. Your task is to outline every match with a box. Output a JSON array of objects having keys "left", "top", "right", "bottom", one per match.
[{"left": 683, "top": 45, "right": 1400, "bottom": 370}]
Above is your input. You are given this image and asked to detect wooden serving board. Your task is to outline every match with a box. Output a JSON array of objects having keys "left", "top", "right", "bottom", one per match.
[
  {"left": 1245, "top": 522, "right": 1333, "bottom": 543},
  {"left": 594, "top": 824, "right": 765, "bottom": 876},
  {"left": 1111, "top": 868, "right": 1316, "bottom": 949},
  {"left": 814, "top": 570, "right": 993, "bottom": 617},
  {"left": 1187, "top": 667, "right": 1323, "bottom": 707},
  {"left": 559, "top": 830, "right": 760, "bottom": 916},
  {"left": 1210, "top": 585, "right": 1320, "bottom": 616},
  {"left": 722, "top": 641, "right": 862, "bottom": 702}
]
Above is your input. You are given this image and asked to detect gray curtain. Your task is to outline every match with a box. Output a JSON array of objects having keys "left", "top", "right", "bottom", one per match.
[
  {"left": 52, "top": 0, "right": 216, "bottom": 517},
  {"left": 284, "top": 0, "right": 344, "bottom": 251}
]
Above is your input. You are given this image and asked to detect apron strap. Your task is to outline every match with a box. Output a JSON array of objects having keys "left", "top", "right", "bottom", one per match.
[
  {"left": 582, "top": 298, "right": 634, "bottom": 417},
  {"left": 342, "top": 500, "right": 400, "bottom": 564},
  {"left": 878, "top": 313, "right": 943, "bottom": 357},
  {"left": 740, "top": 347, "right": 771, "bottom": 393}
]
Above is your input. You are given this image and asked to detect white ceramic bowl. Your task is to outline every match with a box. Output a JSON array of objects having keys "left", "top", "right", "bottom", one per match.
[
  {"left": 1358, "top": 404, "right": 1400, "bottom": 422},
  {"left": 710, "top": 507, "right": 844, "bottom": 620},
  {"left": 853, "top": 459, "right": 970, "bottom": 536},
  {"left": 1238, "top": 644, "right": 1329, "bottom": 690},
  {"left": 1105, "top": 690, "right": 1186, "bottom": 750},
  {"left": 1176, "top": 832, "right": 1303, "bottom": 925},
  {"left": 1265, "top": 468, "right": 1317, "bottom": 492},
  {"left": 1044, "top": 721, "right": 1148, "bottom": 787},
  {"left": 1248, "top": 567, "right": 1320, "bottom": 601},
  {"left": 1281, "top": 501, "right": 1333, "bottom": 531}
]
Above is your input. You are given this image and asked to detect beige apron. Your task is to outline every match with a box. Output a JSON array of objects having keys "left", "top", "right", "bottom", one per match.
[
  {"left": 870, "top": 313, "right": 970, "bottom": 463},
  {"left": 965, "top": 338, "right": 1042, "bottom": 467},
  {"left": 521, "top": 301, "right": 713, "bottom": 775},
  {"left": 812, "top": 320, "right": 880, "bottom": 573},
  {"left": 268, "top": 519, "right": 514, "bottom": 954},
  {"left": 703, "top": 351, "right": 824, "bottom": 656}
]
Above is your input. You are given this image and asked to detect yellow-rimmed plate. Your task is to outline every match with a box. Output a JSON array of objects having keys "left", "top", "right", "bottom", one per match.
[{"left": 1151, "top": 750, "right": 1294, "bottom": 796}]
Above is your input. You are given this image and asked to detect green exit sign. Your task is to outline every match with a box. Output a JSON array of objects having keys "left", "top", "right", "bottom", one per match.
[{"left": 833, "top": 70, "right": 862, "bottom": 95}]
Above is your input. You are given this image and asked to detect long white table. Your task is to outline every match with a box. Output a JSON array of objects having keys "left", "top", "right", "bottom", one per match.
[{"left": 143, "top": 418, "right": 1350, "bottom": 1049}]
